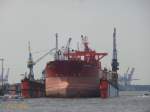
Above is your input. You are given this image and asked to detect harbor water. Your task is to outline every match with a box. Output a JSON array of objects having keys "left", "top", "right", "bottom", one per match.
[{"left": 0, "top": 91, "right": 150, "bottom": 112}]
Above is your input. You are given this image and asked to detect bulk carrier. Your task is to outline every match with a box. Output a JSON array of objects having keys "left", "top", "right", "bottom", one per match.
[{"left": 45, "top": 34, "right": 108, "bottom": 97}]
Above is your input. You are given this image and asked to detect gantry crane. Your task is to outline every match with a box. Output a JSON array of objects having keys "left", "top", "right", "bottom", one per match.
[{"left": 118, "top": 67, "right": 139, "bottom": 86}]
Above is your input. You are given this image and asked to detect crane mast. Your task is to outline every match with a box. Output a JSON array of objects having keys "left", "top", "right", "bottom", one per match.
[
  {"left": 27, "top": 41, "right": 56, "bottom": 81},
  {"left": 111, "top": 28, "right": 119, "bottom": 89},
  {"left": 27, "top": 41, "right": 34, "bottom": 80},
  {"left": 112, "top": 28, "right": 119, "bottom": 71}
]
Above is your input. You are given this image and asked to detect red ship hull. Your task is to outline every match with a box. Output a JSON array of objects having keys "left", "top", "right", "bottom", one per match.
[
  {"left": 45, "top": 60, "right": 101, "bottom": 97},
  {"left": 45, "top": 35, "right": 108, "bottom": 97},
  {"left": 21, "top": 78, "right": 45, "bottom": 98}
]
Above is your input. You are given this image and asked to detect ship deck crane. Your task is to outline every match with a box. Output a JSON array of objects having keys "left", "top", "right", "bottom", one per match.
[
  {"left": 65, "top": 37, "right": 72, "bottom": 59},
  {"left": 65, "top": 38, "right": 72, "bottom": 51}
]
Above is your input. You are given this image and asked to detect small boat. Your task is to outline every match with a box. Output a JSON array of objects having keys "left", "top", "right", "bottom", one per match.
[
  {"left": 2, "top": 94, "right": 23, "bottom": 101},
  {"left": 143, "top": 93, "right": 150, "bottom": 96}
]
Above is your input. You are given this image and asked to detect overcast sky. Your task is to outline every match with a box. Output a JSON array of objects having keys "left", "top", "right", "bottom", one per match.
[{"left": 0, "top": 0, "right": 150, "bottom": 84}]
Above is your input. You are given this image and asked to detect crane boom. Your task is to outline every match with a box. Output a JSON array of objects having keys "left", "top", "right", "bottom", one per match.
[
  {"left": 27, "top": 41, "right": 55, "bottom": 80},
  {"left": 65, "top": 38, "right": 72, "bottom": 51},
  {"left": 127, "top": 67, "right": 135, "bottom": 85},
  {"left": 34, "top": 48, "right": 56, "bottom": 64}
]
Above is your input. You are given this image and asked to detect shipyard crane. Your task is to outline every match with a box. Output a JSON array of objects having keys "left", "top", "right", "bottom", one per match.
[
  {"left": 124, "top": 67, "right": 129, "bottom": 86},
  {"left": 111, "top": 28, "right": 119, "bottom": 72},
  {"left": 0, "top": 58, "right": 4, "bottom": 92},
  {"left": 111, "top": 28, "right": 119, "bottom": 89},
  {"left": 126, "top": 67, "right": 139, "bottom": 85},
  {"left": 127, "top": 68, "right": 135, "bottom": 85},
  {"left": 27, "top": 42, "right": 56, "bottom": 80},
  {"left": 4, "top": 68, "right": 9, "bottom": 83},
  {"left": 118, "top": 67, "right": 139, "bottom": 86},
  {"left": 27, "top": 41, "right": 34, "bottom": 80},
  {"left": 0, "top": 58, "right": 8, "bottom": 95}
]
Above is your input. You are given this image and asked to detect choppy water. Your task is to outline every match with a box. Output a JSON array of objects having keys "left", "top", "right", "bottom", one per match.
[{"left": 0, "top": 91, "right": 150, "bottom": 112}]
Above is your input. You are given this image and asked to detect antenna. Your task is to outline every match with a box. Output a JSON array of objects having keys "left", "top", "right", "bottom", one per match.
[
  {"left": 55, "top": 33, "right": 58, "bottom": 52},
  {"left": 55, "top": 33, "right": 59, "bottom": 60},
  {"left": 81, "top": 35, "right": 90, "bottom": 51},
  {"left": 77, "top": 42, "right": 79, "bottom": 51},
  {"left": 28, "top": 41, "right": 31, "bottom": 53}
]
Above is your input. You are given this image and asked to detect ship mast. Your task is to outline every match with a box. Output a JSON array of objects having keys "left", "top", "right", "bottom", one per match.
[
  {"left": 81, "top": 35, "right": 91, "bottom": 52},
  {"left": 55, "top": 33, "right": 59, "bottom": 60},
  {"left": 55, "top": 33, "right": 58, "bottom": 53}
]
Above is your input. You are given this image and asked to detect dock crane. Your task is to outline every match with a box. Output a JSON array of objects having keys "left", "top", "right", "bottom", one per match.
[
  {"left": 27, "top": 42, "right": 55, "bottom": 80},
  {"left": 118, "top": 67, "right": 139, "bottom": 86},
  {"left": 127, "top": 68, "right": 135, "bottom": 85},
  {"left": 124, "top": 67, "right": 129, "bottom": 86},
  {"left": 4, "top": 68, "right": 9, "bottom": 83},
  {"left": 111, "top": 28, "right": 119, "bottom": 88},
  {"left": 125, "top": 67, "right": 139, "bottom": 86}
]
